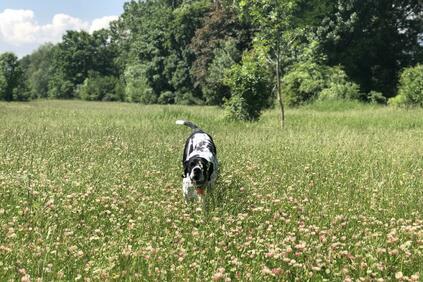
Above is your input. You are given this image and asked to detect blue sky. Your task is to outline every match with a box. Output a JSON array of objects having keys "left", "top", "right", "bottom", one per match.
[{"left": 0, "top": 0, "right": 127, "bottom": 57}]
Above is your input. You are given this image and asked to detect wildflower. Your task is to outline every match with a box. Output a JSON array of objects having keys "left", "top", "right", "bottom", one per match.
[
  {"left": 57, "top": 271, "right": 65, "bottom": 279},
  {"left": 261, "top": 266, "right": 274, "bottom": 276},
  {"left": 387, "top": 230, "right": 399, "bottom": 244},
  {"left": 395, "top": 271, "right": 403, "bottom": 280},
  {"left": 410, "top": 273, "right": 420, "bottom": 281},
  {"left": 212, "top": 268, "right": 226, "bottom": 281},
  {"left": 272, "top": 268, "right": 283, "bottom": 276},
  {"left": 311, "top": 266, "right": 321, "bottom": 271}
]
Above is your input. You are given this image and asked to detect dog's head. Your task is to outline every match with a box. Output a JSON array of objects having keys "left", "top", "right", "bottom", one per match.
[{"left": 183, "top": 155, "right": 214, "bottom": 186}]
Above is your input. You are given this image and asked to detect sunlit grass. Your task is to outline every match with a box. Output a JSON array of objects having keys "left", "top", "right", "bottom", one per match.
[{"left": 0, "top": 100, "right": 422, "bottom": 281}]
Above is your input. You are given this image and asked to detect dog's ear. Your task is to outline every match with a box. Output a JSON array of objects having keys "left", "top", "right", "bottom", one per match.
[
  {"left": 207, "top": 163, "right": 214, "bottom": 181},
  {"left": 183, "top": 160, "right": 189, "bottom": 177}
]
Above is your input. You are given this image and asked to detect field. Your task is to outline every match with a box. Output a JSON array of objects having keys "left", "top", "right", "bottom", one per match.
[{"left": 1, "top": 100, "right": 423, "bottom": 281}]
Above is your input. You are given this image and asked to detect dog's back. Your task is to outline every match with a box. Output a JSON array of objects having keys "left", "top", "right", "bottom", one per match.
[{"left": 176, "top": 120, "right": 216, "bottom": 160}]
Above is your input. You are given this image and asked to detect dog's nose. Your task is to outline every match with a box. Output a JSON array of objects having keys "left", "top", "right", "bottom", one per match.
[{"left": 193, "top": 168, "right": 201, "bottom": 180}]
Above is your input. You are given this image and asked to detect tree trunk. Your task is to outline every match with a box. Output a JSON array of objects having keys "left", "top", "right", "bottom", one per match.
[{"left": 275, "top": 52, "right": 284, "bottom": 128}]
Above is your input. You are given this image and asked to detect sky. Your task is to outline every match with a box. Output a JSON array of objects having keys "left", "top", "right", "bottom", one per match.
[{"left": 0, "top": 0, "right": 127, "bottom": 57}]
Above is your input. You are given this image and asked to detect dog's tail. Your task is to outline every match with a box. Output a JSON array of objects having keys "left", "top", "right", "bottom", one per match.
[{"left": 176, "top": 120, "right": 200, "bottom": 130}]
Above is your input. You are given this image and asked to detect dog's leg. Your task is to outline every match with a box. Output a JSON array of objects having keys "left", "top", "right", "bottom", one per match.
[{"left": 183, "top": 177, "right": 198, "bottom": 203}]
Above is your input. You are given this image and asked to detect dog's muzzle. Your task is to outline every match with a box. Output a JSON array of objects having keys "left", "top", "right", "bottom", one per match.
[{"left": 190, "top": 166, "right": 205, "bottom": 185}]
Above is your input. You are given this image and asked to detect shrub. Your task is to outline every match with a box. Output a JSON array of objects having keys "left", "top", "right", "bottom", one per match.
[
  {"left": 175, "top": 90, "right": 204, "bottom": 105},
  {"left": 318, "top": 66, "right": 361, "bottom": 101},
  {"left": 223, "top": 50, "right": 272, "bottom": 121},
  {"left": 282, "top": 61, "right": 327, "bottom": 107},
  {"left": 388, "top": 94, "right": 407, "bottom": 107},
  {"left": 48, "top": 74, "right": 75, "bottom": 99},
  {"left": 12, "top": 83, "right": 31, "bottom": 101},
  {"left": 124, "top": 64, "right": 156, "bottom": 104},
  {"left": 319, "top": 83, "right": 360, "bottom": 101},
  {"left": 78, "top": 73, "right": 124, "bottom": 101},
  {"left": 158, "top": 91, "right": 175, "bottom": 104},
  {"left": 223, "top": 94, "right": 250, "bottom": 121},
  {"left": 389, "top": 64, "right": 423, "bottom": 107},
  {"left": 368, "top": 91, "right": 386, "bottom": 104},
  {"left": 282, "top": 63, "right": 362, "bottom": 106}
]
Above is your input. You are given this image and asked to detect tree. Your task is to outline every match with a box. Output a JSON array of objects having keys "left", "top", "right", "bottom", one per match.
[
  {"left": 78, "top": 72, "right": 124, "bottom": 101},
  {"left": 123, "top": 64, "right": 156, "bottom": 104},
  {"left": 113, "top": 0, "right": 211, "bottom": 104},
  {"left": 223, "top": 49, "right": 273, "bottom": 121},
  {"left": 114, "top": 1, "right": 175, "bottom": 99},
  {"left": 203, "top": 40, "right": 241, "bottom": 105},
  {"left": 49, "top": 29, "right": 119, "bottom": 99},
  {"left": 91, "top": 29, "right": 120, "bottom": 77},
  {"left": 20, "top": 43, "right": 55, "bottom": 99},
  {"left": 167, "top": 0, "right": 210, "bottom": 102},
  {"left": 48, "top": 73, "right": 75, "bottom": 99},
  {"left": 238, "top": 0, "right": 306, "bottom": 127},
  {"left": 318, "top": 0, "right": 423, "bottom": 98},
  {"left": 57, "top": 31, "right": 96, "bottom": 84},
  {"left": 0, "top": 52, "right": 24, "bottom": 101},
  {"left": 190, "top": 5, "right": 253, "bottom": 102}
]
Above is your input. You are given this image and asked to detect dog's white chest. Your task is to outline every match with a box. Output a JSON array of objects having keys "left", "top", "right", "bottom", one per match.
[{"left": 183, "top": 177, "right": 200, "bottom": 201}]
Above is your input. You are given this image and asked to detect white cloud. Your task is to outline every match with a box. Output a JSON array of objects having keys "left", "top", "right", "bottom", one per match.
[
  {"left": 0, "top": 9, "right": 117, "bottom": 48},
  {"left": 89, "top": 16, "right": 118, "bottom": 33}
]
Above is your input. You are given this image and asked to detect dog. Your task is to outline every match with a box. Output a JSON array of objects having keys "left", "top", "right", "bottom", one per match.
[{"left": 176, "top": 120, "right": 218, "bottom": 202}]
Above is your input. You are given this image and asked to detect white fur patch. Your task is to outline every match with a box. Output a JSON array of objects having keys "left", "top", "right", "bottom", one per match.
[{"left": 183, "top": 177, "right": 200, "bottom": 202}]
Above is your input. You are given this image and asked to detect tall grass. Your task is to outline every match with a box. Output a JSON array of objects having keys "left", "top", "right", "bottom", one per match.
[{"left": 0, "top": 100, "right": 422, "bottom": 281}]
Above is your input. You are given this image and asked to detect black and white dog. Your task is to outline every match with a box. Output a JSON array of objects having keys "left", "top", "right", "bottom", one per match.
[{"left": 176, "top": 120, "right": 218, "bottom": 202}]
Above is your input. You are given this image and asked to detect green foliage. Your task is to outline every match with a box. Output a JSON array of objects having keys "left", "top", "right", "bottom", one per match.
[
  {"left": 12, "top": 82, "right": 31, "bottom": 101},
  {"left": 282, "top": 61, "right": 327, "bottom": 107},
  {"left": 116, "top": 0, "right": 209, "bottom": 103},
  {"left": 49, "top": 30, "right": 119, "bottom": 99},
  {"left": 398, "top": 64, "right": 423, "bottom": 106},
  {"left": 224, "top": 50, "right": 272, "bottom": 121},
  {"left": 19, "top": 44, "right": 55, "bottom": 99},
  {"left": 51, "top": 31, "right": 96, "bottom": 87},
  {"left": 318, "top": 82, "right": 360, "bottom": 101},
  {"left": 282, "top": 62, "right": 361, "bottom": 106},
  {"left": 166, "top": 1, "right": 210, "bottom": 100},
  {"left": 0, "top": 52, "right": 26, "bottom": 101},
  {"left": 124, "top": 64, "right": 156, "bottom": 104},
  {"left": 389, "top": 64, "right": 423, "bottom": 107},
  {"left": 48, "top": 74, "right": 75, "bottom": 99},
  {"left": 368, "top": 90, "right": 386, "bottom": 105},
  {"left": 0, "top": 74, "right": 5, "bottom": 98},
  {"left": 174, "top": 91, "right": 203, "bottom": 105},
  {"left": 203, "top": 40, "right": 240, "bottom": 105},
  {"left": 8, "top": 0, "right": 423, "bottom": 111},
  {"left": 158, "top": 91, "right": 175, "bottom": 104},
  {"left": 387, "top": 93, "right": 407, "bottom": 107},
  {"left": 222, "top": 94, "right": 250, "bottom": 120},
  {"left": 319, "top": 66, "right": 361, "bottom": 101},
  {"left": 190, "top": 6, "right": 252, "bottom": 99},
  {"left": 319, "top": 0, "right": 423, "bottom": 98},
  {"left": 78, "top": 72, "right": 124, "bottom": 101}
]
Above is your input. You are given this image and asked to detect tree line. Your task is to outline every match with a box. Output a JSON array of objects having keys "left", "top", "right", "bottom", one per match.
[{"left": 1, "top": 0, "right": 422, "bottom": 119}]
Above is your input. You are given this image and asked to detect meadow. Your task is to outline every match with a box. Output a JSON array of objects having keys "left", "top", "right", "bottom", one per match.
[{"left": 1, "top": 100, "right": 423, "bottom": 281}]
